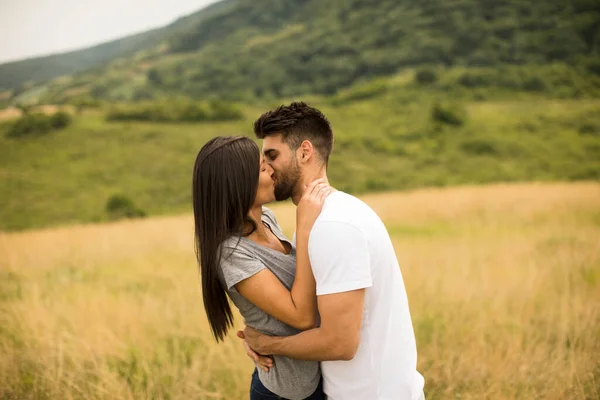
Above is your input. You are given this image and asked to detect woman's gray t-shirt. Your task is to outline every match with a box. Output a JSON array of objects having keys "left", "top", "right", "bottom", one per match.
[{"left": 218, "top": 207, "right": 320, "bottom": 400}]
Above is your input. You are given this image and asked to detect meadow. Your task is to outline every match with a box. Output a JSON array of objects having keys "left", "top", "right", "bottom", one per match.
[
  {"left": 1, "top": 92, "right": 599, "bottom": 231},
  {"left": 1, "top": 182, "right": 599, "bottom": 399}
]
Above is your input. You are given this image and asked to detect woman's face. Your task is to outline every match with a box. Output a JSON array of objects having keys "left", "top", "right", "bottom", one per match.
[{"left": 254, "top": 155, "right": 276, "bottom": 206}]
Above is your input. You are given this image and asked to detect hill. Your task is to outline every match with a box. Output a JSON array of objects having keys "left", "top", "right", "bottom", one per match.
[
  {"left": 1, "top": 182, "right": 599, "bottom": 399},
  {"left": 1, "top": 76, "right": 599, "bottom": 230},
  {"left": 3, "top": 0, "right": 600, "bottom": 104},
  {"left": 0, "top": 0, "right": 235, "bottom": 93},
  {"left": 0, "top": 28, "right": 165, "bottom": 93}
]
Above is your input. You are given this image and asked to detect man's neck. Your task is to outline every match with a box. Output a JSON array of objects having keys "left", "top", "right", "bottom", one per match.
[{"left": 291, "top": 167, "right": 328, "bottom": 206}]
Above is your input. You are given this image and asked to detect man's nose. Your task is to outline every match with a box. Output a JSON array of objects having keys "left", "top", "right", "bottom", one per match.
[{"left": 263, "top": 161, "right": 274, "bottom": 173}]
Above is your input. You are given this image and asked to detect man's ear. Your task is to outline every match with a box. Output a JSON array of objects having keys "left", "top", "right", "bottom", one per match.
[{"left": 299, "top": 140, "right": 314, "bottom": 163}]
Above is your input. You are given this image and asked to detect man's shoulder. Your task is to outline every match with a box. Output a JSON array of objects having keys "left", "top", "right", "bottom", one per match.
[
  {"left": 318, "top": 191, "right": 373, "bottom": 225},
  {"left": 325, "top": 190, "right": 359, "bottom": 205},
  {"left": 311, "top": 192, "right": 371, "bottom": 243}
]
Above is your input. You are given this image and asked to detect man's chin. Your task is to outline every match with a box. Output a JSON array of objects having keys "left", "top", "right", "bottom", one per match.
[
  {"left": 274, "top": 189, "right": 292, "bottom": 202},
  {"left": 274, "top": 194, "right": 289, "bottom": 202}
]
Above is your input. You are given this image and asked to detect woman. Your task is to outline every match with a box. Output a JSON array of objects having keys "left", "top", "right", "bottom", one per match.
[{"left": 192, "top": 136, "right": 333, "bottom": 400}]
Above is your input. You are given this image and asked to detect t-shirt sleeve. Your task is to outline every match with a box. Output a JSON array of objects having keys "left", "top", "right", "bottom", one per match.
[
  {"left": 220, "top": 247, "right": 266, "bottom": 293},
  {"left": 308, "top": 221, "right": 373, "bottom": 296}
]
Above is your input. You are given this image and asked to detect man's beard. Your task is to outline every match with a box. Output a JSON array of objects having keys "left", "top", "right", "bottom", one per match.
[{"left": 274, "top": 159, "right": 301, "bottom": 201}]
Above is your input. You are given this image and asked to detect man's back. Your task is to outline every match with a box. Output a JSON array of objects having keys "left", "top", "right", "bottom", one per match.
[{"left": 308, "top": 191, "right": 424, "bottom": 400}]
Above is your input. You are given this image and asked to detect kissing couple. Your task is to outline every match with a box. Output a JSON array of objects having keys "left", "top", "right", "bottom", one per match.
[{"left": 192, "top": 102, "right": 425, "bottom": 400}]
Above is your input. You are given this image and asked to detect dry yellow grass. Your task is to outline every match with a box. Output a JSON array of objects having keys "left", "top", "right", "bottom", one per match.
[
  {"left": 0, "top": 107, "right": 22, "bottom": 121},
  {"left": 0, "top": 105, "right": 75, "bottom": 121},
  {"left": 1, "top": 182, "right": 599, "bottom": 399}
]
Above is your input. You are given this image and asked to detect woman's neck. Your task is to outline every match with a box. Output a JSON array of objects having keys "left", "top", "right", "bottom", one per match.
[
  {"left": 246, "top": 204, "right": 290, "bottom": 255},
  {"left": 246, "top": 205, "right": 268, "bottom": 238}
]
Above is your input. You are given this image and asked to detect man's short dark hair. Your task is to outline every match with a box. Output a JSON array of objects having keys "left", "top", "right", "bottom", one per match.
[{"left": 253, "top": 102, "right": 333, "bottom": 164}]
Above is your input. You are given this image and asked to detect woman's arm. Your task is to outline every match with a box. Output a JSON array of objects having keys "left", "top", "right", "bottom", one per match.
[
  {"left": 235, "top": 228, "right": 315, "bottom": 330},
  {"left": 242, "top": 288, "right": 366, "bottom": 361},
  {"left": 235, "top": 180, "right": 333, "bottom": 331}
]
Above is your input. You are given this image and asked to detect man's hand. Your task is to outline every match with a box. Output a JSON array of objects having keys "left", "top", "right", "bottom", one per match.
[
  {"left": 242, "top": 326, "right": 273, "bottom": 355},
  {"left": 236, "top": 330, "right": 273, "bottom": 372}
]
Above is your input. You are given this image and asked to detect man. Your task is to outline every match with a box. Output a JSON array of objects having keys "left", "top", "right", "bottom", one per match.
[{"left": 242, "top": 102, "right": 425, "bottom": 400}]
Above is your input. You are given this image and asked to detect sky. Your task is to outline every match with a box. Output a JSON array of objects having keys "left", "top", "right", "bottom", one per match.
[{"left": 0, "top": 0, "right": 220, "bottom": 64}]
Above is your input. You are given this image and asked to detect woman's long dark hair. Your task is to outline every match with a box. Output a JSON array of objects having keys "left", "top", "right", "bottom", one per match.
[{"left": 192, "top": 136, "right": 260, "bottom": 341}]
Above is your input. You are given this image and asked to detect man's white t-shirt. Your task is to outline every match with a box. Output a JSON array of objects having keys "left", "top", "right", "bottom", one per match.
[{"left": 307, "top": 191, "right": 424, "bottom": 400}]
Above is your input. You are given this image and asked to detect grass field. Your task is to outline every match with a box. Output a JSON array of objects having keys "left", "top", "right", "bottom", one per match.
[
  {"left": 1, "top": 182, "right": 599, "bottom": 399},
  {"left": 2, "top": 83, "right": 600, "bottom": 231}
]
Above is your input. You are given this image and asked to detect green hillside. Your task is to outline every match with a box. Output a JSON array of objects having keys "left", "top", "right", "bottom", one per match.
[
  {"left": 19, "top": 0, "right": 600, "bottom": 104},
  {"left": 0, "top": 0, "right": 235, "bottom": 93},
  {"left": 0, "top": 28, "right": 165, "bottom": 93},
  {"left": 2, "top": 68, "right": 599, "bottom": 230}
]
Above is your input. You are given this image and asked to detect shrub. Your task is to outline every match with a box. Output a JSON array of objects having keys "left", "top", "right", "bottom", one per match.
[
  {"left": 7, "top": 114, "right": 52, "bottom": 138},
  {"left": 207, "top": 101, "right": 244, "bottom": 121},
  {"left": 147, "top": 68, "right": 164, "bottom": 85},
  {"left": 7, "top": 110, "right": 73, "bottom": 138},
  {"left": 457, "top": 72, "right": 492, "bottom": 88},
  {"left": 106, "top": 195, "right": 146, "bottom": 219},
  {"left": 49, "top": 111, "right": 72, "bottom": 129},
  {"left": 431, "top": 102, "right": 467, "bottom": 126},
  {"left": 585, "top": 59, "right": 600, "bottom": 76},
  {"left": 180, "top": 103, "right": 210, "bottom": 121},
  {"left": 415, "top": 68, "right": 438, "bottom": 85},
  {"left": 522, "top": 76, "right": 548, "bottom": 92},
  {"left": 579, "top": 122, "right": 600, "bottom": 136}
]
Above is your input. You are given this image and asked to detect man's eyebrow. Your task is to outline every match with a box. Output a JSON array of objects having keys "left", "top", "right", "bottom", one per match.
[{"left": 263, "top": 149, "right": 278, "bottom": 156}]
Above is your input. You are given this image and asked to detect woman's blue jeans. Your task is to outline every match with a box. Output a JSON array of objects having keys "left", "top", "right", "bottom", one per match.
[{"left": 250, "top": 369, "right": 325, "bottom": 400}]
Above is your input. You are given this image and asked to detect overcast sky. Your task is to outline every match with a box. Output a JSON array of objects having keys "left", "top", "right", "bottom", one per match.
[{"left": 0, "top": 0, "right": 220, "bottom": 64}]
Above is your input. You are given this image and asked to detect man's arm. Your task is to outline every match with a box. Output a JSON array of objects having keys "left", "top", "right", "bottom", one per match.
[{"left": 244, "top": 288, "right": 365, "bottom": 361}]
